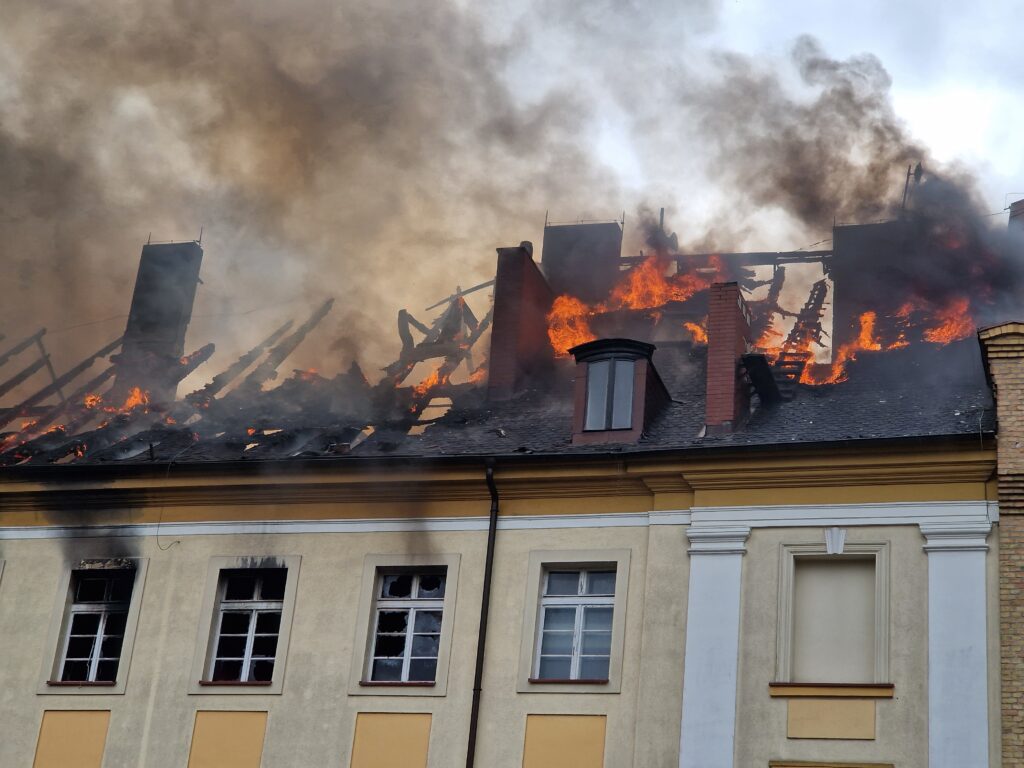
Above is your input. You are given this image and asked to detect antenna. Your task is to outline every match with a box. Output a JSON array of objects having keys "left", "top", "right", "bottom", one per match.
[
  {"left": 147, "top": 232, "right": 152, "bottom": 245},
  {"left": 198, "top": 226, "right": 204, "bottom": 244}
]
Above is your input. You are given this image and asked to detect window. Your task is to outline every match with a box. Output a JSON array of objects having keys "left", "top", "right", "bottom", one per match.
[
  {"left": 207, "top": 568, "right": 286, "bottom": 683},
  {"left": 368, "top": 571, "right": 446, "bottom": 682},
  {"left": 58, "top": 569, "right": 134, "bottom": 683},
  {"left": 534, "top": 568, "right": 616, "bottom": 681},
  {"left": 775, "top": 542, "right": 889, "bottom": 685},
  {"left": 584, "top": 358, "right": 634, "bottom": 431}
]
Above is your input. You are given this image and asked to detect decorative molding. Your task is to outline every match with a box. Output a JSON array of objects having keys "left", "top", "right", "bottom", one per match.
[
  {"left": 768, "top": 683, "right": 894, "bottom": 698},
  {"left": 687, "top": 525, "right": 750, "bottom": 555},
  {"left": 919, "top": 521, "right": 991, "bottom": 552},
  {"left": 824, "top": 527, "right": 847, "bottom": 554},
  {"left": 692, "top": 500, "right": 995, "bottom": 529}
]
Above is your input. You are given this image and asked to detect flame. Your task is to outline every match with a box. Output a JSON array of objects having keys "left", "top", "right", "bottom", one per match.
[
  {"left": 922, "top": 297, "right": 973, "bottom": 345},
  {"left": 246, "top": 427, "right": 257, "bottom": 436},
  {"left": 547, "top": 295, "right": 597, "bottom": 356},
  {"left": 801, "top": 311, "right": 890, "bottom": 385},
  {"left": 121, "top": 387, "right": 150, "bottom": 411},
  {"left": 83, "top": 394, "right": 102, "bottom": 409},
  {"left": 413, "top": 367, "right": 450, "bottom": 396},
  {"left": 467, "top": 365, "right": 487, "bottom": 384},
  {"left": 296, "top": 368, "right": 320, "bottom": 381},
  {"left": 682, "top": 321, "right": 708, "bottom": 344}
]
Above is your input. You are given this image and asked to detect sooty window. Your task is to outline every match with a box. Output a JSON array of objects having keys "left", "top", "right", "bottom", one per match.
[
  {"left": 207, "top": 568, "right": 287, "bottom": 683},
  {"left": 534, "top": 568, "right": 616, "bottom": 681},
  {"left": 58, "top": 569, "right": 134, "bottom": 683},
  {"left": 584, "top": 358, "right": 634, "bottom": 431},
  {"left": 368, "top": 570, "right": 447, "bottom": 683}
]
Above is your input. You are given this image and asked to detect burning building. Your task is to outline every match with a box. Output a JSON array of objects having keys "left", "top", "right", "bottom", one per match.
[{"left": 0, "top": 195, "right": 1021, "bottom": 767}]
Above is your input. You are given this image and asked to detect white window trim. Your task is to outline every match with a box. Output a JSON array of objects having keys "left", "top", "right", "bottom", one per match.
[
  {"left": 533, "top": 570, "right": 615, "bottom": 681},
  {"left": 208, "top": 570, "right": 286, "bottom": 684},
  {"left": 367, "top": 571, "right": 446, "bottom": 683},
  {"left": 188, "top": 555, "right": 300, "bottom": 696},
  {"left": 775, "top": 541, "right": 890, "bottom": 684},
  {"left": 348, "top": 553, "right": 460, "bottom": 697},
  {"left": 38, "top": 558, "right": 149, "bottom": 696},
  {"left": 518, "top": 549, "right": 631, "bottom": 694}
]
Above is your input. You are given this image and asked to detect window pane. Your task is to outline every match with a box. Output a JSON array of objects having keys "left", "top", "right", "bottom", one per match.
[
  {"left": 373, "top": 634, "right": 406, "bottom": 657},
  {"left": 381, "top": 574, "right": 413, "bottom": 599},
  {"left": 109, "top": 574, "right": 134, "bottom": 603},
  {"left": 413, "top": 611, "right": 443, "bottom": 634},
  {"left": 251, "top": 635, "right": 278, "bottom": 659},
  {"left": 542, "top": 607, "right": 577, "bottom": 630},
  {"left": 216, "top": 635, "right": 247, "bottom": 658},
  {"left": 259, "top": 570, "right": 287, "bottom": 601},
  {"left": 584, "top": 360, "right": 611, "bottom": 430},
  {"left": 411, "top": 635, "right": 440, "bottom": 657},
  {"left": 100, "top": 635, "right": 123, "bottom": 658},
  {"left": 104, "top": 612, "right": 127, "bottom": 635},
  {"left": 212, "top": 659, "right": 243, "bottom": 681},
  {"left": 581, "top": 631, "right": 612, "bottom": 655},
  {"left": 540, "top": 631, "right": 573, "bottom": 655},
  {"left": 583, "top": 606, "right": 613, "bottom": 630},
  {"left": 220, "top": 612, "right": 252, "bottom": 635},
  {"left": 579, "top": 656, "right": 610, "bottom": 680},
  {"left": 417, "top": 574, "right": 446, "bottom": 599},
  {"left": 611, "top": 359, "right": 634, "bottom": 429},
  {"left": 70, "top": 613, "right": 101, "bottom": 635},
  {"left": 371, "top": 658, "right": 403, "bottom": 681},
  {"left": 76, "top": 578, "right": 107, "bottom": 602},
  {"left": 250, "top": 660, "right": 274, "bottom": 682},
  {"left": 409, "top": 658, "right": 438, "bottom": 682},
  {"left": 255, "top": 612, "right": 281, "bottom": 634},
  {"left": 377, "top": 611, "right": 408, "bottom": 633},
  {"left": 95, "top": 659, "right": 119, "bottom": 682},
  {"left": 545, "top": 572, "right": 580, "bottom": 596},
  {"left": 585, "top": 571, "right": 616, "bottom": 596},
  {"left": 66, "top": 636, "right": 95, "bottom": 658},
  {"left": 61, "top": 660, "right": 89, "bottom": 681},
  {"left": 225, "top": 575, "right": 257, "bottom": 601},
  {"left": 537, "top": 656, "right": 571, "bottom": 679}
]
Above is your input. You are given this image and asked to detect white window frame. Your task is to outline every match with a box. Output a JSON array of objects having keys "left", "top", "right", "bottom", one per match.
[
  {"left": 533, "top": 569, "right": 616, "bottom": 681},
  {"left": 775, "top": 541, "right": 890, "bottom": 684},
  {"left": 57, "top": 570, "right": 133, "bottom": 683},
  {"left": 584, "top": 357, "right": 635, "bottom": 431},
  {"left": 367, "top": 571, "right": 446, "bottom": 683},
  {"left": 349, "top": 553, "right": 461, "bottom": 697},
  {"left": 207, "top": 569, "right": 286, "bottom": 684},
  {"left": 517, "top": 549, "right": 631, "bottom": 694},
  {"left": 188, "top": 555, "right": 300, "bottom": 696},
  {"left": 38, "top": 558, "right": 149, "bottom": 696}
]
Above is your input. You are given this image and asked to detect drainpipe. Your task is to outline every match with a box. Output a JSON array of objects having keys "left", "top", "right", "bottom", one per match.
[{"left": 466, "top": 460, "right": 499, "bottom": 768}]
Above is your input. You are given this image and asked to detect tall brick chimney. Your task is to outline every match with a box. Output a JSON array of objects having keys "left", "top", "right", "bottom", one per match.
[
  {"left": 978, "top": 322, "right": 1024, "bottom": 763},
  {"left": 486, "top": 241, "right": 555, "bottom": 401},
  {"left": 704, "top": 282, "right": 753, "bottom": 434}
]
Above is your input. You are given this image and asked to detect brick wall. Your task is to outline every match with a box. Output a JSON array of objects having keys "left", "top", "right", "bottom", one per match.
[
  {"left": 487, "top": 242, "right": 555, "bottom": 401},
  {"left": 979, "top": 323, "right": 1024, "bottom": 765},
  {"left": 705, "top": 282, "right": 752, "bottom": 433}
]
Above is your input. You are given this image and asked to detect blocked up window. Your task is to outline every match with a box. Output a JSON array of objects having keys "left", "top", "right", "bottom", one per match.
[
  {"left": 534, "top": 568, "right": 616, "bottom": 681},
  {"left": 59, "top": 569, "right": 134, "bottom": 683},
  {"left": 791, "top": 557, "right": 875, "bottom": 683},
  {"left": 368, "top": 571, "right": 447, "bottom": 682},
  {"left": 208, "top": 568, "right": 286, "bottom": 683},
  {"left": 584, "top": 359, "right": 634, "bottom": 431}
]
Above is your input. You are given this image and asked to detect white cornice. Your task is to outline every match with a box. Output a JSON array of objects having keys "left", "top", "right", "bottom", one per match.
[
  {"left": 691, "top": 500, "right": 996, "bottom": 528},
  {"left": 687, "top": 525, "right": 750, "bottom": 555},
  {"left": 920, "top": 521, "right": 992, "bottom": 552}
]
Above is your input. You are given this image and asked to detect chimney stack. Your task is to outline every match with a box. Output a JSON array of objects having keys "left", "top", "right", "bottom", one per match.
[
  {"left": 111, "top": 241, "right": 203, "bottom": 403},
  {"left": 1011, "top": 199, "right": 1024, "bottom": 235},
  {"left": 487, "top": 241, "right": 555, "bottom": 401},
  {"left": 704, "top": 282, "right": 753, "bottom": 434}
]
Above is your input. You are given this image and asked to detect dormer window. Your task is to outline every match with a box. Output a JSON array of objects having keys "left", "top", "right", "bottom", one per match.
[
  {"left": 585, "top": 358, "right": 635, "bottom": 431},
  {"left": 569, "top": 338, "right": 669, "bottom": 445}
]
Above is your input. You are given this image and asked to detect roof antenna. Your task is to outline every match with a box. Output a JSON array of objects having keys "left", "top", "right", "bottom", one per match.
[
  {"left": 198, "top": 226, "right": 204, "bottom": 244},
  {"left": 147, "top": 232, "right": 152, "bottom": 245}
]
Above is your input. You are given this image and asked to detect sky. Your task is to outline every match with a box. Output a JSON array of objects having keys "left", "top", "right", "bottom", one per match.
[{"left": 1, "top": 0, "right": 1022, "bottom": 392}]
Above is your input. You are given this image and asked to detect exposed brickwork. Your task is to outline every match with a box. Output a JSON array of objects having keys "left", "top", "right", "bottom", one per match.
[
  {"left": 487, "top": 242, "right": 555, "bottom": 401},
  {"left": 705, "top": 282, "right": 752, "bottom": 432},
  {"left": 979, "top": 324, "right": 1024, "bottom": 765}
]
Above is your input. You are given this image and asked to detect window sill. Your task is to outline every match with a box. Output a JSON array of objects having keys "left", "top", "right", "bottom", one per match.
[
  {"left": 528, "top": 678, "right": 609, "bottom": 685},
  {"left": 768, "top": 682, "right": 894, "bottom": 698},
  {"left": 197, "top": 680, "right": 273, "bottom": 687},
  {"left": 46, "top": 680, "right": 117, "bottom": 687},
  {"left": 358, "top": 681, "right": 436, "bottom": 688}
]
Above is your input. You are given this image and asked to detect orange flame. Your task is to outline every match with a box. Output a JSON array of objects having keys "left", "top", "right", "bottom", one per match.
[
  {"left": 121, "top": 387, "right": 150, "bottom": 411},
  {"left": 801, "top": 311, "right": 888, "bottom": 385},
  {"left": 922, "top": 297, "right": 973, "bottom": 345},
  {"left": 83, "top": 394, "right": 102, "bottom": 409},
  {"left": 547, "top": 295, "right": 597, "bottom": 356},
  {"left": 467, "top": 365, "right": 487, "bottom": 384},
  {"left": 682, "top": 321, "right": 708, "bottom": 344},
  {"left": 413, "top": 368, "right": 450, "bottom": 397}
]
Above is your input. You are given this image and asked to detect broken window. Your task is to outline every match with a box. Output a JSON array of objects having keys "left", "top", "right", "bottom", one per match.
[
  {"left": 584, "top": 358, "right": 634, "bottom": 431},
  {"left": 534, "top": 568, "right": 616, "bottom": 681},
  {"left": 207, "top": 568, "right": 287, "bottom": 683},
  {"left": 59, "top": 569, "right": 134, "bottom": 682},
  {"left": 368, "top": 571, "right": 447, "bottom": 683}
]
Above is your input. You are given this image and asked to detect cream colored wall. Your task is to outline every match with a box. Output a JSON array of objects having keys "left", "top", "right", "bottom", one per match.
[
  {"left": 0, "top": 519, "right": 686, "bottom": 768},
  {"left": 733, "top": 524, "right": 996, "bottom": 768}
]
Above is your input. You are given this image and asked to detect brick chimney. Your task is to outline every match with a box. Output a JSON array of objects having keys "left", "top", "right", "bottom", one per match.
[
  {"left": 704, "top": 282, "right": 753, "bottom": 434},
  {"left": 487, "top": 241, "right": 555, "bottom": 401},
  {"left": 978, "top": 322, "right": 1024, "bottom": 762}
]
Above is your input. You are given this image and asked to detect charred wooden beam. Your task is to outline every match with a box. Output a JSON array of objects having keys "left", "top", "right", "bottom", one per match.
[
  {"left": 0, "top": 356, "right": 50, "bottom": 399},
  {"left": 236, "top": 300, "right": 334, "bottom": 394},
  {"left": 187, "top": 320, "right": 294, "bottom": 403},
  {"left": 0, "top": 329, "right": 46, "bottom": 371}
]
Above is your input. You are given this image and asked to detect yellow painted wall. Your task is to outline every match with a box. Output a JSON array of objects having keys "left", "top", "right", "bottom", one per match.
[
  {"left": 33, "top": 710, "right": 110, "bottom": 768},
  {"left": 522, "top": 715, "right": 606, "bottom": 768},
  {"left": 350, "top": 713, "right": 431, "bottom": 768},
  {"left": 187, "top": 711, "right": 267, "bottom": 768}
]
